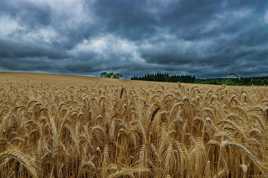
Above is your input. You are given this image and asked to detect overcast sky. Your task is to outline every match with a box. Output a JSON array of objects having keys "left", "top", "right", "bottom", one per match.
[{"left": 0, "top": 0, "right": 267, "bottom": 77}]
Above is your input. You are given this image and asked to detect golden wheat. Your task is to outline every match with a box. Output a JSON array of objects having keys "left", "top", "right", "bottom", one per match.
[{"left": 0, "top": 73, "right": 267, "bottom": 178}]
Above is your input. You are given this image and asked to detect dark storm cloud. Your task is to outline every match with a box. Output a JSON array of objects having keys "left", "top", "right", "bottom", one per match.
[
  {"left": 0, "top": 38, "right": 67, "bottom": 59},
  {"left": 0, "top": 57, "right": 55, "bottom": 71},
  {"left": 0, "top": 1, "right": 52, "bottom": 28},
  {"left": 0, "top": 0, "right": 268, "bottom": 77}
]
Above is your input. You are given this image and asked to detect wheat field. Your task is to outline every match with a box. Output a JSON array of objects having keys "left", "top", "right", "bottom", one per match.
[{"left": 0, "top": 73, "right": 267, "bottom": 178}]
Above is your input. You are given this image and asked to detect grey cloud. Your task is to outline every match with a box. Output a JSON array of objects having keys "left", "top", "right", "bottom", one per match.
[
  {"left": 0, "top": 0, "right": 268, "bottom": 77},
  {"left": 0, "top": 38, "right": 68, "bottom": 59},
  {"left": 0, "top": 57, "right": 56, "bottom": 71}
]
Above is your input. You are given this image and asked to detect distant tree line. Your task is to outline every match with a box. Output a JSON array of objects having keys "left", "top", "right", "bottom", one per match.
[
  {"left": 99, "top": 71, "right": 268, "bottom": 86},
  {"left": 100, "top": 72, "right": 122, "bottom": 79},
  {"left": 131, "top": 73, "right": 196, "bottom": 83},
  {"left": 130, "top": 72, "right": 268, "bottom": 86}
]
